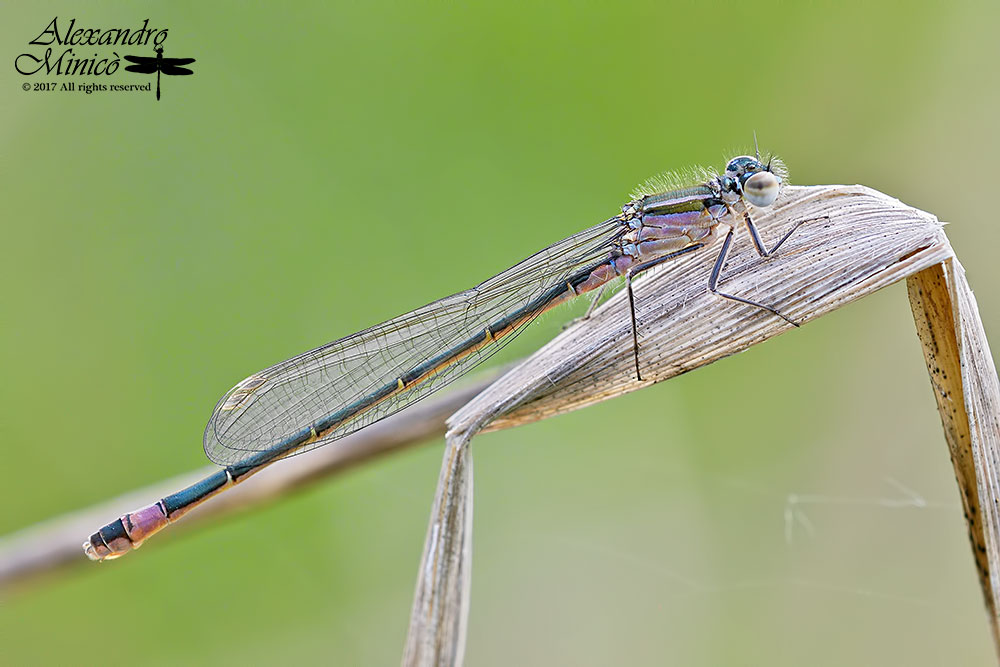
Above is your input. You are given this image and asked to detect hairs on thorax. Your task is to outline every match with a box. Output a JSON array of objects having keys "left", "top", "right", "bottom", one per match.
[
  {"left": 629, "top": 164, "right": 717, "bottom": 199},
  {"left": 629, "top": 149, "right": 790, "bottom": 201}
]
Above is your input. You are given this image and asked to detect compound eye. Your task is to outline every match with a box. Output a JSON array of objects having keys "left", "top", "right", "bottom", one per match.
[
  {"left": 743, "top": 171, "right": 780, "bottom": 207},
  {"left": 725, "top": 156, "right": 752, "bottom": 177}
]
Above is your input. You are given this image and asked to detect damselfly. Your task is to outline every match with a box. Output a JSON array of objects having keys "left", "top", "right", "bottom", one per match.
[{"left": 84, "top": 150, "right": 809, "bottom": 560}]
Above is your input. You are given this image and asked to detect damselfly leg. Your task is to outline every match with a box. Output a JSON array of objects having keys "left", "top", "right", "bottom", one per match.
[
  {"left": 708, "top": 225, "right": 799, "bottom": 328},
  {"left": 707, "top": 212, "right": 827, "bottom": 328},
  {"left": 562, "top": 284, "right": 609, "bottom": 331},
  {"left": 627, "top": 210, "right": 821, "bottom": 382},
  {"left": 742, "top": 207, "right": 815, "bottom": 258},
  {"left": 626, "top": 244, "right": 705, "bottom": 381}
]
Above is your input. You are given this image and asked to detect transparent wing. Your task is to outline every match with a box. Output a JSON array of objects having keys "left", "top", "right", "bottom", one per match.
[{"left": 204, "top": 215, "right": 627, "bottom": 466}]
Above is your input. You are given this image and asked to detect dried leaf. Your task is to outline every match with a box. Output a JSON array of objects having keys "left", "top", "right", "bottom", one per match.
[{"left": 405, "top": 184, "right": 999, "bottom": 666}]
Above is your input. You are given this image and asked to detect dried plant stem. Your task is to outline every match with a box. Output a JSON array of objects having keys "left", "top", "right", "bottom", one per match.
[
  {"left": 908, "top": 259, "right": 1000, "bottom": 654},
  {"left": 402, "top": 432, "right": 475, "bottom": 667}
]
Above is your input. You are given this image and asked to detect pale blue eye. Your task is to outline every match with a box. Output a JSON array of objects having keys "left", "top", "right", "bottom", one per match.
[{"left": 743, "top": 171, "right": 780, "bottom": 207}]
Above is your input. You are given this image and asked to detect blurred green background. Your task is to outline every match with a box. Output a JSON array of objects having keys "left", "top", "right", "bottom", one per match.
[{"left": 2, "top": 1, "right": 998, "bottom": 665}]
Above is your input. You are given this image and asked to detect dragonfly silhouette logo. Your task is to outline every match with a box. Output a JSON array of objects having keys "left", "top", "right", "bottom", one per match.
[{"left": 123, "top": 46, "right": 195, "bottom": 100}]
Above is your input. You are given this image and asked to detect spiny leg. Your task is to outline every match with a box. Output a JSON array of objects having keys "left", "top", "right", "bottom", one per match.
[
  {"left": 743, "top": 208, "right": 826, "bottom": 258},
  {"left": 625, "top": 243, "right": 704, "bottom": 381},
  {"left": 627, "top": 277, "right": 641, "bottom": 380},
  {"left": 562, "top": 284, "right": 608, "bottom": 331},
  {"left": 708, "top": 226, "right": 798, "bottom": 327},
  {"left": 582, "top": 284, "right": 607, "bottom": 320}
]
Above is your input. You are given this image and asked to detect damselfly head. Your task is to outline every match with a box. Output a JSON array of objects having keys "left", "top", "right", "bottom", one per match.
[{"left": 724, "top": 154, "right": 787, "bottom": 208}]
